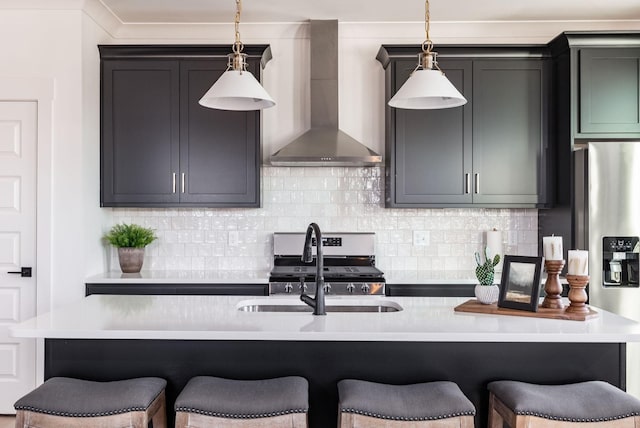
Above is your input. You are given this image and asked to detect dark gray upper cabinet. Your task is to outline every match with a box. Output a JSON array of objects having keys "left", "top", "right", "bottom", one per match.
[
  {"left": 100, "top": 45, "right": 270, "bottom": 207},
  {"left": 472, "top": 60, "right": 549, "bottom": 205},
  {"left": 102, "top": 59, "right": 180, "bottom": 205},
  {"left": 579, "top": 48, "right": 640, "bottom": 135},
  {"left": 549, "top": 32, "right": 640, "bottom": 140},
  {"left": 392, "top": 58, "right": 472, "bottom": 205},
  {"left": 179, "top": 61, "right": 258, "bottom": 205},
  {"left": 377, "top": 46, "right": 552, "bottom": 208}
]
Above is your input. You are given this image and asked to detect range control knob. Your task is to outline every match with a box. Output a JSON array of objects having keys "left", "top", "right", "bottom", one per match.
[
  {"left": 323, "top": 283, "right": 332, "bottom": 293},
  {"left": 284, "top": 283, "right": 293, "bottom": 294},
  {"left": 299, "top": 283, "right": 308, "bottom": 293},
  {"left": 361, "top": 283, "right": 370, "bottom": 294},
  {"left": 346, "top": 283, "right": 356, "bottom": 294}
]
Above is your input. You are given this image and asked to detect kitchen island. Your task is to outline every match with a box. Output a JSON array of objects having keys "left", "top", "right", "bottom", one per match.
[{"left": 12, "top": 295, "right": 640, "bottom": 428}]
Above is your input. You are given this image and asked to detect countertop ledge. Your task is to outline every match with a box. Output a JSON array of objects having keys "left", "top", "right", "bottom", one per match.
[{"left": 11, "top": 296, "right": 640, "bottom": 343}]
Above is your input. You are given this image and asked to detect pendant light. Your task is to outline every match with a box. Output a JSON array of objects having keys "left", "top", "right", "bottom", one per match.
[
  {"left": 199, "top": 0, "right": 275, "bottom": 111},
  {"left": 388, "top": 0, "right": 467, "bottom": 109}
]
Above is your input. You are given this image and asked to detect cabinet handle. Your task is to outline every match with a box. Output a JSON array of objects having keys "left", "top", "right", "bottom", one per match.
[
  {"left": 464, "top": 173, "right": 471, "bottom": 194},
  {"left": 172, "top": 173, "right": 177, "bottom": 193},
  {"left": 181, "top": 172, "right": 186, "bottom": 193},
  {"left": 474, "top": 173, "right": 480, "bottom": 194}
]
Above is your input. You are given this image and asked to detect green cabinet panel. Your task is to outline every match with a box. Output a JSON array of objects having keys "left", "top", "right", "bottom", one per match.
[
  {"left": 377, "top": 45, "right": 551, "bottom": 208},
  {"left": 100, "top": 45, "right": 269, "bottom": 208},
  {"left": 579, "top": 48, "right": 640, "bottom": 134}
]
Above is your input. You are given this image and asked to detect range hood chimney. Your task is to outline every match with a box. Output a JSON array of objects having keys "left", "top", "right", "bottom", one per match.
[{"left": 270, "top": 20, "right": 382, "bottom": 167}]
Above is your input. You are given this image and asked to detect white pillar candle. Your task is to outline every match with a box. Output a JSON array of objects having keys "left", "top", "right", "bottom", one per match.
[
  {"left": 568, "top": 250, "right": 589, "bottom": 275},
  {"left": 486, "top": 229, "right": 503, "bottom": 272},
  {"left": 543, "top": 236, "right": 563, "bottom": 260}
]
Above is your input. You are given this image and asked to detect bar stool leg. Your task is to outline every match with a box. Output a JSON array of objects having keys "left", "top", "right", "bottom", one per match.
[
  {"left": 148, "top": 390, "right": 167, "bottom": 428},
  {"left": 488, "top": 392, "right": 503, "bottom": 428}
]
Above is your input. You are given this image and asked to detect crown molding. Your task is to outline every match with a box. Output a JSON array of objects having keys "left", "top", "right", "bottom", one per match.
[
  {"left": 89, "top": 17, "right": 640, "bottom": 44},
  {"left": 4, "top": 2, "right": 640, "bottom": 44},
  {"left": 82, "top": 0, "right": 121, "bottom": 36}
]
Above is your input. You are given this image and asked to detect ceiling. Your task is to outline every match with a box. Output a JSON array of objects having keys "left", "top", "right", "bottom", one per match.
[{"left": 98, "top": 0, "right": 640, "bottom": 24}]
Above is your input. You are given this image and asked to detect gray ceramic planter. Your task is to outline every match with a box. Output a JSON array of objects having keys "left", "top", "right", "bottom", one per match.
[{"left": 117, "top": 247, "right": 145, "bottom": 273}]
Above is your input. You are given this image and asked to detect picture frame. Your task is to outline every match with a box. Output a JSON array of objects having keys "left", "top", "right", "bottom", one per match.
[{"left": 498, "top": 255, "right": 543, "bottom": 312}]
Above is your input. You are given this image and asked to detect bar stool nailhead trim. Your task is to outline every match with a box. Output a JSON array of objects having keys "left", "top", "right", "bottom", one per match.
[
  {"left": 340, "top": 408, "right": 476, "bottom": 421},
  {"left": 173, "top": 407, "right": 309, "bottom": 419}
]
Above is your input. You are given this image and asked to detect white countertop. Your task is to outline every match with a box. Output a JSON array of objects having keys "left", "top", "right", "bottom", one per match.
[
  {"left": 11, "top": 295, "right": 640, "bottom": 343},
  {"left": 85, "top": 270, "right": 269, "bottom": 284},
  {"left": 385, "top": 270, "right": 566, "bottom": 285},
  {"left": 86, "top": 270, "right": 560, "bottom": 286}
]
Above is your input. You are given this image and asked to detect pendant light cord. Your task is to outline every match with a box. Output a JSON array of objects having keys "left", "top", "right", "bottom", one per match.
[
  {"left": 419, "top": 0, "right": 442, "bottom": 72},
  {"left": 422, "top": 0, "right": 433, "bottom": 55},
  {"left": 232, "top": 0, "right": 243, "bottom": 55}
]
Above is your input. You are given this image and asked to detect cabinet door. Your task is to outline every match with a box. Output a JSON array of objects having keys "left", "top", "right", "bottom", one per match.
[
  {"left": 472, "top": 60, "right": 548, "bottom": 205},
  {"left": 101, "top": 60, "right": 180, "bottom": 206},
  {"left": 179, "top": 61, "right": 260, "bottom": 206},
  {"left": 391, "top": 59, "right": 472, "bottom": 206},
  {"left": 579, "top": 48, "right": 640, "bottom": 135}
]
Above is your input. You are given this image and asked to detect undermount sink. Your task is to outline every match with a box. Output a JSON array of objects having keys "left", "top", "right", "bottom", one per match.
[{"left": 236, "top": 299, "right": 403, "bottom": 313}]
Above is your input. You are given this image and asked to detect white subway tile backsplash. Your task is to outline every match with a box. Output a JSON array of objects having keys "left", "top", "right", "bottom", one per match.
[{"left": 108, "top": 166, "right": 539, "bottom": 281}]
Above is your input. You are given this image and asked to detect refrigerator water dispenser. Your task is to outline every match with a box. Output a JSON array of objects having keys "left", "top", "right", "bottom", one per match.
[{"left": 602, "top": 236, "right": 639, "bottom": 287}]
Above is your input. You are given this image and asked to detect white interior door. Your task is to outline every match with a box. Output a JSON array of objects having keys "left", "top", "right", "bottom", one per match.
[{"left": 0, "top": 101, "right": 37, "bottom": 413}]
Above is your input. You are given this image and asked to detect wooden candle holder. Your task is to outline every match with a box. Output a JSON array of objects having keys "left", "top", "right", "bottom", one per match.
[
  {"left": 565, "top": 274, "right": 590, "bottom": 314},
  {"left": 540, "top": 259, "right": 565, "bottom": 309}
]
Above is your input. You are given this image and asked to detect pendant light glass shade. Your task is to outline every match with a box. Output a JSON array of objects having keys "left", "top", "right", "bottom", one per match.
[
  {"left": 199, "top": 66, "right": 275, "bottom": 111},
  {"left": 389, "top": 68, "right": 466, "bottom": 109},
  {"left": 389, "top": 0, "right": 467, "bottom": 110},
  {"left": 199, "top": 0, "right": 275, "bottom": 111}
]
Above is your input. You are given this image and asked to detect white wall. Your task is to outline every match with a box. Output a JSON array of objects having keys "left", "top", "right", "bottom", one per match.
[
  {"left": 0, "top": 9, "right": 112, "bottom": 309},
  {"left": 81, "top": 13, "right": 114, "bottom": 279}
]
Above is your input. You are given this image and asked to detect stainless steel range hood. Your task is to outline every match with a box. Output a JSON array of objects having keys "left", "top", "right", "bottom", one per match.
[{"left": 270, "top": 20, "right": 382, "bottom": 167}]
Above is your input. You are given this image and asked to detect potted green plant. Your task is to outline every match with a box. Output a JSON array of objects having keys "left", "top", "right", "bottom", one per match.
[
  {"left": 104, "top": 223, "right": 157, "bottom": 273},
  {"left": 474, "top": 246, "right": 501, "bottom": 304}
]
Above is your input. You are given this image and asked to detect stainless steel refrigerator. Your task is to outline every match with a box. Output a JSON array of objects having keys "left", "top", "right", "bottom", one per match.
[{"left": 576, "top": 141, "right": 640, "bottom": 398}]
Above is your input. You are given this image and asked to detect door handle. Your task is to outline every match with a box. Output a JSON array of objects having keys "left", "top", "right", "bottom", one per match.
[
  {"left": 172, "top": 173, "right": 177, "bottom": 193},
  {"left": 181, "top": 172, "right": 186, "bottom": 193},
  {"left": 464, "top": 173, "right": 471, "bottom": 194},
  {"left": 474, "top": 173, "right": 480, "bottom": 194},
  {"left": 8, "top": 267, "right": 32, "bottom": 277}
]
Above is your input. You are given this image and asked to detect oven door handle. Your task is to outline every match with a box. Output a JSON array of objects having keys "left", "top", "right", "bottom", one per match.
[{"left": 299, "top": 277, "right": 307, "bottom": 294}]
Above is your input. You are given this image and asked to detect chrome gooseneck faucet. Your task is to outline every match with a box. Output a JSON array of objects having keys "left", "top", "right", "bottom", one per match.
[{"left": 300, "top": 222, "right": 326, "bottom": 315}]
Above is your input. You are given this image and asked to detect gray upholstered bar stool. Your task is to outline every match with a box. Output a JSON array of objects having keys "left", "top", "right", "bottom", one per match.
[
  {"left": 338, "top": 379, "right": 476, "bottom": 427},
  {"left": 488, "top": 380, "right": 640, "bottom": 428},
  {"left": 14, "top": 376, "right": 167, "bottom": 428},
  {"left": 174, "top": 376, "right": 309, "bottom": 427}
]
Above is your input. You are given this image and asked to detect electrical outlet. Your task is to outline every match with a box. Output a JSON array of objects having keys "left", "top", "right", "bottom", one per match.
[
  {"left": 228, "top": 231, "right": 240, "bottom": 246},
  {"left": 413, "top": 231, "right": 430, "bottom": 246},
  {"left": 507, "top": 231, "right": 518, "bottom": 246}
]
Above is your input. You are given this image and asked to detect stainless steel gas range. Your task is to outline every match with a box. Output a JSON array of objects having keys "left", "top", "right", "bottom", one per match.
[{"left": 269, "top": 232, "right": 385, "bottom": 296}]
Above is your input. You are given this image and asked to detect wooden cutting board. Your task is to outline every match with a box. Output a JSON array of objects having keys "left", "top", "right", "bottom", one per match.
[{"left": 454, "top": 299, "right": 599, "bottom": 321}]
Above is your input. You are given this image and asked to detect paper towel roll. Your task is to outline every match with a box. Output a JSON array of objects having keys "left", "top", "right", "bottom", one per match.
[{"left": 486, "top": 229, "right": 503, "bottom": 272}]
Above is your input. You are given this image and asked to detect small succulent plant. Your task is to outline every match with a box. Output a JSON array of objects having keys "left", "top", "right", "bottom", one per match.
[{"left": 475, "top": 246, "right": 500, "bottom": 286}]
